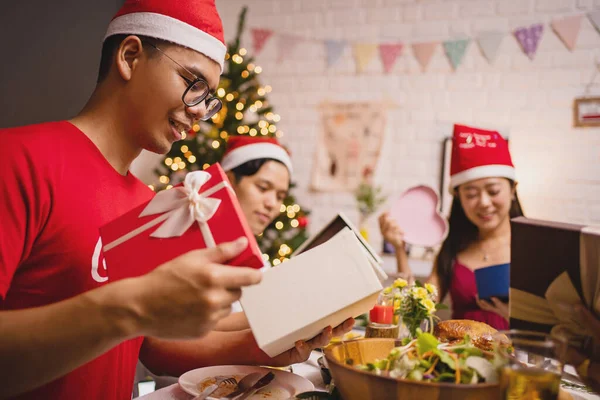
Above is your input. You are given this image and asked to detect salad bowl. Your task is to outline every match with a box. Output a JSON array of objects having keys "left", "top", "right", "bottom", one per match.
[{"left": 324, "top": 338, "right": 501, "bottom": 400}]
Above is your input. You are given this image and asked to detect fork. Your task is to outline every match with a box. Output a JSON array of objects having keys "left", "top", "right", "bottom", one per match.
[
  {"left": 217, "top": 371, "right": 265, "bottom": 400},
  {"left": 192, "top": 376, "right": 238, "bottom": 400}
]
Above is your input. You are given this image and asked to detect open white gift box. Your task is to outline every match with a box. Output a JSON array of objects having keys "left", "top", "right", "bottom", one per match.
[{"left": 241, "top": 228, "right": 386, "bottom": 357}]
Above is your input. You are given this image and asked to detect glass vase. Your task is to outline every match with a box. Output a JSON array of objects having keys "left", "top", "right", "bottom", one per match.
[{"left": 398, "top": 316, "right": 432, "bottom": 340}]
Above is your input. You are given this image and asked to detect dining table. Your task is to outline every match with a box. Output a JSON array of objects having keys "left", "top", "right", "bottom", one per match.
[
  {"left": 137, "top": 349, "right": 600, "bottom": 400},
  {"left": 136, "top": 258, "right": 599, "bottom": 400}
]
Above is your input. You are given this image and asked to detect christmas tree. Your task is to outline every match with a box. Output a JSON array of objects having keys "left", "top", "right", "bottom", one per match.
[{"left": 152, "top": 7, "right": 309, "bottom": 266}]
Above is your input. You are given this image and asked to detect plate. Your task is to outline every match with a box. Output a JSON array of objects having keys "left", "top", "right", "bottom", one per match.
[
  {"left": 389, "top": 185, "right": 448, "bottom": 247},
  {"left": 178, "top": 365, "right": 314, "bottom": 399}
]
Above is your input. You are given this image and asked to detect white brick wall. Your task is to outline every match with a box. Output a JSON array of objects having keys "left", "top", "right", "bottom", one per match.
[
  {"left": 535, "top": 0, "right": 576, "bottom": 13},
  {"left": 138, "top": 0, "right": 600, "bottom": 251},
  {"left": 459, "top": 1, "right": 496, "bottom": 18},
  {"left": 496, "top": 0, "right": 534, "bottom": 16},
  {"left": 578, "top": 0, "right": 594, "bottom": 9}
]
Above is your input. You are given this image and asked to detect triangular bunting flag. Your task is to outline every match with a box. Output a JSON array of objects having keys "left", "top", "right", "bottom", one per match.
[
  {"left": 353, "top": 43, "right": 378, "bottom": 73},
  {"left": 551, "top": 15, "right": 583, "bottom": 51},
  {"left": 379, "top": 43, "right": 403, "bottom": 74},
  {"left": 251, "top": 28, "right": 273, "bottom": 55},
  {"left": 412, "top": 42, "right": 439, "bottom": 71},
  {"left": 587, "top": 10, "right": 600, "bottom": 34},
  {"left": 477, "top": 31, "right": 505, "bottom": 64},
  {"left": 276, "top": 35, "right": 301, "bottom": 63},
  {"left": 513, "top": 24, "right": 544, "bottom": 60},
  {"left": 443, "top": 39, "right": 470, "bottom": 70},
  {"left": 325, "top": 40, "right": 346, "bottom": 68}
]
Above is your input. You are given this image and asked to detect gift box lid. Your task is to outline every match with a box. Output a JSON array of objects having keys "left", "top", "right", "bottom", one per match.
[
  {"left": 293, "top": 213, "right": 384, "bottom": 267},
  {"left": 389, "top": 185, "right": 449, "bottom": 247},
  {"left": 510, "top": 216, "right": 600, "bottom": 355},
  {"left": 511, "top": 217, "right": 584, "bottom": 302},
  {"left": 241, "top": 228, "right": 383, "bottom": 357}
]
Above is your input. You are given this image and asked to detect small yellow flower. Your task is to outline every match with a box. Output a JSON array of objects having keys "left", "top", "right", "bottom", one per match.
[
  {"left": 412, "top": 287, "right": 428, "bottom": 299},
  {"left": 393, "top": 278, "right": 408, "bottom": 289},
  {"left": 425, "top": 283, "right": 436, "bottom": 294},
  {"left": 422, "top": 298, "right": 436, "bottom": 313},
  {"left": 383, "top": 287, "right": 392, "bottom": 295}
]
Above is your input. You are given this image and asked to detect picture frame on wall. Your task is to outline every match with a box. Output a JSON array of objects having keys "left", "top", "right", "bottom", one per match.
[{"left": 573, "top": 97, "right": 600, "bottom": 127}]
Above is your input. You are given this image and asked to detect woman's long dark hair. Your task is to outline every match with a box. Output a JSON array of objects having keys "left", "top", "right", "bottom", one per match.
[{"left": 435, "top": 180, "right": 524, "bottom": 300}]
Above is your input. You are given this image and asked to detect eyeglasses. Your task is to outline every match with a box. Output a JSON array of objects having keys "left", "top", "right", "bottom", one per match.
[{"left": 146, "top": 42, "right": 222, "bottom": 121}]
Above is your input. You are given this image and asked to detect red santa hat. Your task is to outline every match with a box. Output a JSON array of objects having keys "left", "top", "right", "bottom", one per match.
[
  {"left": 221, "top": 136, "right": 293, "bottom": 174},
  {"left": 104, "top": 0, "right": 226, "bottom": 72},
  {"left": 449, "top": 124, "right": 516, "bottom": 192}
]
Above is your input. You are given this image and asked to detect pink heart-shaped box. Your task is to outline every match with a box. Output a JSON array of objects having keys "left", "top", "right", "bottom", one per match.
[{"left": 389, "top": 185, "right": 449, "bottom": 247}]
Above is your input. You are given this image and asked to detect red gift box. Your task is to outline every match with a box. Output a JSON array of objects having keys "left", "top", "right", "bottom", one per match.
[{"left": 100, "top": 163, "right": 264, "bottom": 282}]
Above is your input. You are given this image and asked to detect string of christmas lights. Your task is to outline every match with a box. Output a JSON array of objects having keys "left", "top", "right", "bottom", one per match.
[{"left": 151, "top": 7, "right": 310, "bottom": 264}]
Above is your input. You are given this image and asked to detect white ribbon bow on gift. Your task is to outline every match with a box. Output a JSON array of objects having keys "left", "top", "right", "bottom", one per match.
[
  {"left": 140, "top": 171, "right": 223, "bottom": 245},
  {"left": 103, "top": 171, "right": 228, "bottom": 252}
]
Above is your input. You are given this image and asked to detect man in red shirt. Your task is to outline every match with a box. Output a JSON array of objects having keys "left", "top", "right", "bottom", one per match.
[{"left": 0, "top": 1, "right": 353, "bottom": 398}]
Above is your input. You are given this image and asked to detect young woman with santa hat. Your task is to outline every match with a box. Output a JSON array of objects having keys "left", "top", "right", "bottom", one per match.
[
  {"left": 379, "top": 124, "right": 524, "bottom": 330},
  {"left": 221, "top": 136, "right": 293, "bottom": 237}
]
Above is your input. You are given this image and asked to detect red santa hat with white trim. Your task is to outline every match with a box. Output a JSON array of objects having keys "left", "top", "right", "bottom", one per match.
[
  {"left": 104, "top": 0, "right": 226, "bottom": 72},
  {"left": 449, "top": 124, "right": 516, "bottom": 192},
  {"left": 221, "top": 136, "right": 293, "bottom": 174}
]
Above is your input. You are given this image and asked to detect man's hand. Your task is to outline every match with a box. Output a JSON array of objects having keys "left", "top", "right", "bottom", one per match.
[
  {"left": 214, "top": 312, "right": 250, "bottom": 332},
  {"left": 140, "top": 318, "right": 356, "bottom": 377},
  {"left": 261, "top": 318, "right": 355, "bottom": 366},
  {"left": 131, "top": 237, "right": 262, "bottom": 339}
]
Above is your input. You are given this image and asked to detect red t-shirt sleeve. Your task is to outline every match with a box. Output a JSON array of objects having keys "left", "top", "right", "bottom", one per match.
[{"left": 0, "top": 131, "right": 49, "bottom": 299}]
